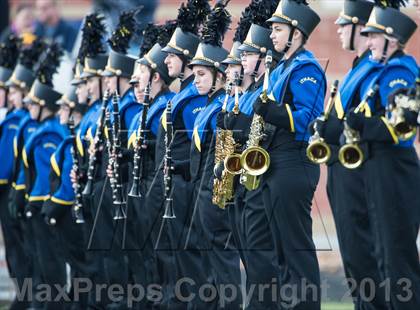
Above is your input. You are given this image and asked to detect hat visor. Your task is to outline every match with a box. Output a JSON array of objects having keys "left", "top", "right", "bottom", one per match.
[
  {"left": 221, "top": 57, "right": 241, "bottom": 66},
  {"left": 267, "top": 15, "right": 290, "bottom": 25},
  {"left": 71, "top": 78, "right": 85, "bottom": 86},
  {"left": 237, "top": 43, "right": 260, "bottom": 54},
  {"left": 80, "top": 71, "right": 97, "bottom": 79},
  {"left": 161, "top": 45, "right": 183, "bottom": 55},
  {"left": 335, "top": 17, "right": 352, "bottom": 25},
  {"left": 188, "top": 59, "right": 213, "bottom": 69},
  {"left": 23, "top": 96, "right": 35, "bottom": 105},
  {"left": 136, "top": 57, "right": 149, "bottom": 66},
  {"left": 361, "top": 26, "right": 384, "bottom": 36},
  {"left": 101, "top": 69, "right": 115, "bottom": 77},
  {"left": 5, "top": 80, "right": 19, "bottom": 88}
]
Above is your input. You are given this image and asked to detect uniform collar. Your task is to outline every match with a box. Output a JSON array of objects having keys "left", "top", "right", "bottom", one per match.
[
  {"left": 180, "top": 74, "right": 194, "bottom": 91},
  {"left": 283, "top": 46, "right": 306, "bottom": 70},
  {"left": 207, "top": 88, "right": 225, "bottom": 105},
  {"left": 249, "top": 74, "right": 265, "bottom": 92},
  {"left": 151, "top": 87, "right": 170, "bottom": 104},
  {"left": 352, "top": 49, "right": 370, "bottom": 69}
]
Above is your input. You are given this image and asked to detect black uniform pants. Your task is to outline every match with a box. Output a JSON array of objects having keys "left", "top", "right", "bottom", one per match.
[
  {"left": 0, "top": 186, "right": 31, "bottom": 310},
  {"left": 31, "top": 208, "right": 67, "bottom": 310},
  {"left": 365, "top": 145, "right": 420, "bottom": 310},
  {"left": 168, "top": 174, "right": 210, "bottom": 309},
  {"left": 327, "top": 160, "right": 387, "bottom": 310},
  {"left": 261, "top": 145, "right": 321, "bottom": 310},
  {"left": 52, "top": 208, "right": 89, "bottom": 309},
  {"left": 242, "top": 184, "right": 279, "bottom": 310},
  {"left": 90, "top": 177, "right": 129, "bottom": 309},
  {"left": 192, "top": 176, "right": 242, "bottom": 310}
]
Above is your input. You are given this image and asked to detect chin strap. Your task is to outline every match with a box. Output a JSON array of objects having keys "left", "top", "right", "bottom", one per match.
[
  {"left": 380, "top": 38, "right": 389, "bottom": 64},
  {"left": 116, "top": 76, "right": 121, "bottom": 95},
  {"left": 36, "top": 105, "right": 44, "bottom": 122},
  {"left": 252, "top": 52, "right": 265, "bottom": 79},
  {"left": 349, "top": 24, "right": 356, "bottom": 51},
  {"left": 283, "top": 26, "right": 296, "bottom": 54},
  {"left": 210, "top": 68, "right": 218, "bottom": 95},
  {"left": 239, "top": 66, "right": 244, "bottom": 87},
  {"left": 179, "top": 58, "right": 187, "bottom": 81},
  {"left": 98, "top": 78, "right": 103, "bottom": 101}
]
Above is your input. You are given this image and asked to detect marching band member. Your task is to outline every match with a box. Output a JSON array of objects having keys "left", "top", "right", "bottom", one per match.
[
  {"left": 310, "top": 1, "right": 388, "bottom": 308},
  {"left": 157, "top": 0, "right": 210, "bottom": 307},
  {"left": 222, "top": 1, "right": 283, "bottom": 308},
  {"left": 22, "top": 43, "right": 68, "bottom": 309},
  {"left": 0, "top": 34, "right": 32, "bottom": 310},
  {"left": 346, "top": 2, "right": 420, "bottom": 308},
  {"left": 260, "top": 0, "right": 326, "bottom": 308},
  {"left": 44, "top": 86, "right": 90, "bottom": 309},
  {"left": 126, "top": 20, "right": 176, "bottom": 309},
  {"left": 5, "top": 38, "right": 46, "bottom": 310},
  {"left": 189, "top": 1, "right": 242, "bottom": 308}
]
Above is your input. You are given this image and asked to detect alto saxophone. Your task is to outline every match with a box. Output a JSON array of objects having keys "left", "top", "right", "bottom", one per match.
[
  {"left": 306, "top": 80, "right": 339, "bottom": 164},
  {"left": 388, "top": 75, "right": 419, "bottom": 140},
  {"left": 338, "top": 84, "right": 379, "bottom": 169},
  {"left": 240, "top": 51, "right": 273, "bottom": 191},
  {"left": 212, "top": 78, "right": 241, "bottom": 209}
]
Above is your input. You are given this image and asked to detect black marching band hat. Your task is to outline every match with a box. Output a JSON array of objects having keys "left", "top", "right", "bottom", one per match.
[
  {"left": 80, "top": 14, "right": 108, "bottom": 79},
  {"left": 267, "top": 0, "right": 320, "bottom": 38},
  {"left": 222, "top": 0, "right": 259, "bottom": 66},
  {"left": 57, "top": 85, "right": 88, "bottom": 115},
  {"left": 137, "top": 20, "right": 178, "bottom": 84},
  {"left": 238, "top": 0, "right": 282, "bottom": 60},
  {"left": 6, "top": 39, "right": 46, "bottom": 92},
  {"left": 102, "top": 9, "right": 140, "bottom": 79},
  {"left": 0, "top": 35, "right": 21, "bottom": 88},
  {"left": 335, "top": 0, "right": 375, "bottom": 26},
  {"left": 189, "top": 0, "right": 231, "bottom": 73},
  {"left": 361, "top": 0, "right": 417, "bottom": 45},
  {"left": 24, "top": 43, "right": 63, "bottom": 111},
  {"left": 161, "top": 0, "right": 211, "bottom": 59}
]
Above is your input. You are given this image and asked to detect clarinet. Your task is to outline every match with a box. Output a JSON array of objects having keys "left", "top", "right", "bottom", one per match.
[
  {"left": 110, "top": 91, "right": 127, "bottom": 220},
  {"left": 128, "top": 81, "right": 151, "bottom": 198},
  {"left": 162, "top": 99, "right": 175, "bottom": 219},
  {"left": 82, "top": 89, "right": 110, "bottom": 196},
  {"left": 69, "top": 115, "right": 85, "bottom": 224}
]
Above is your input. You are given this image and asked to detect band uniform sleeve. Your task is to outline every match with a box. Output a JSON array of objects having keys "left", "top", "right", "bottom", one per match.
[{"left": 288, "top": 64, "right": 326, "bottom": 139}]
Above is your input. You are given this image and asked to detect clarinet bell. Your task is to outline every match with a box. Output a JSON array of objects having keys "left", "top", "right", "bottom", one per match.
[
  {"left": 82, "top": 179, "right": 93, "bottom": 196},
  {"left": 128, "top": 181, "right": 141, "bottom": 198},
  {"left": 163, "top": 198, "right": 176, "bottom": 219},
  {"left": 113, "top": 204, "right": 127, "bottom": 220}
]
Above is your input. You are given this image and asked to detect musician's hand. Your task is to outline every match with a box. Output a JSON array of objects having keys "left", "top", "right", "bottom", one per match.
[
  {"left": 70, "top": 169, "right": 77, "bottom": 187},
  {"left": 346, "top": 108, "right": 365, "bottom": 131},
  {"left": 106, "top": 164, "right": 113, "bottom": 178},
  {"left": 402, "top": 108, "right": 419, "bottom": 127},
  {"left": 253, "top": 95, "right": 277, "bottom": 118},
  {"left": 88, "top": 143, "right": 96, "bottom": 156}
]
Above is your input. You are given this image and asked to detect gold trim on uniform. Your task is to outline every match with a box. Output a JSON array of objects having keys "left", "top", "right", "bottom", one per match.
[
  {"left": 28, "top": 195, "right": 50, "bottom": 202},
  {"left": 285, "top": 104, "right": 295, "bottom": 133},
  {"left": 50, "top": 153, "right": 61, "bottom": 177},
  {"left": 51, "top": 196, "right": 74, "bottom": 206},
  {"left": 193, "top": 127, "right": 201, "bottom": 152},
  {"left": 334, "top": 92, "right": 345, "bottom": 119},
  {"left": 380, "top": 116, "right": 398, "bottom": 144}
]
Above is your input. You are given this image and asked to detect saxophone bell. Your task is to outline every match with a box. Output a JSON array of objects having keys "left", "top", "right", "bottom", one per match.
[
  {"left": 338, "top": 84, "right": 379, "bottom": 169},
  {"left": 389, "top": 90, "right": 418, "bottom": 140},
  {"left": 306, "top": 80, "right": 339, "bottom": 164}
]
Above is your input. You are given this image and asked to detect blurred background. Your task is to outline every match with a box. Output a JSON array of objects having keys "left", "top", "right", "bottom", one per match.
[{"left": 0, "top": 0, "right": 419, "bottom": 308}]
